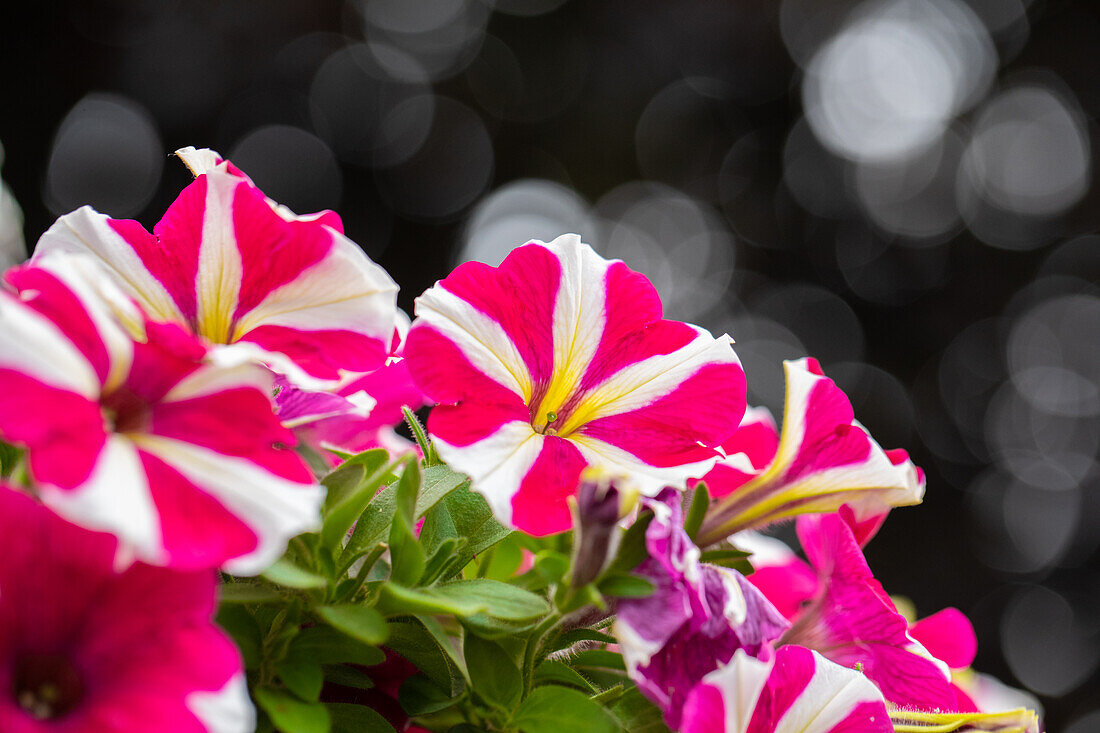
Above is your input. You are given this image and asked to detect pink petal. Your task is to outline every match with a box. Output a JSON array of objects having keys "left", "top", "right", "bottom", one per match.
[
  {"left": 909, "top": 608, "right": 978, "bottom": 671},
  {"left": 510, "top": 436, "right": 588, "bottom": 536},
  {"left": 0, "top": 369, "right": 106, "bottom": 490},
  {"left": 438, "top": 242, "right": 560, "bottom": 388},
  {"left": 582, "top": 361, "right": 745, "bottom": 468}
]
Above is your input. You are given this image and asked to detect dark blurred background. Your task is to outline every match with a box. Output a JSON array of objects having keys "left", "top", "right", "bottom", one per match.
[{"left": 1, "top": 1, "right": 1097, "bottom": 729}]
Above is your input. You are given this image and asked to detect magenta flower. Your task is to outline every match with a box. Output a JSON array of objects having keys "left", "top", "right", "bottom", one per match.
[
  {"left": 614, "top": 490, "right": 789, "bottom": 729},
  {"left": 780, "top": 512, "right": 959, "bottom": 710},
  {"left": 697, "top": 358, "right": 925, "bottom": 544},
  {"left": 737, "top": 510, "right": 958, "bottom": 711},
  {"left": 32, "top": 147, "right": 398, "bottom": 385},
  {"left": 679, "top": 646, "right": 892, "bottom": 733},
  {"left": 0, "top": 255, "right": 321, "bottom": 573},
  {"left": 404, "top": 234, "right": 746, "bottom": 534},
  {"left": 275, "top": 321, "right": 429, "bottom": 456},
  {"left": 0, "top": 486, "right": 252, "bottom": 732}
]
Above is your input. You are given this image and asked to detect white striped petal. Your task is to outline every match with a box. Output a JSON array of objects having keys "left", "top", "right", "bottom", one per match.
[
  {"left": 0, "top": 291, "right": 100, "bottom": 397},
  {"left": 433, "top": 421, "right": 543, "bottom": 526},
  {"left": 134, "top": 435, "right": 323, "bottom": 576},
  {"left": 414, "top": 285, "right": 533, "bottom": 400},
  {"left": 39, "top": 435, "right": 165, "bottom": 565},
  {"left": 195, "top": 170, "right": 244, "bottom": 344},
  {"left": 34, "top": 206, "right": 185, "bottom": 325},
  {"left": 186, "top": 673, "right": 256, "bottom": 733}
]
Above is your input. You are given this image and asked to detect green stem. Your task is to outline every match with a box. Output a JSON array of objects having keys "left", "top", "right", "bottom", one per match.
[
  {"left": 522, "top": 613, "right": 562, "bottom": 697},
  {"left": 338, "top": 544, "right": 388, "bottom": 603}
]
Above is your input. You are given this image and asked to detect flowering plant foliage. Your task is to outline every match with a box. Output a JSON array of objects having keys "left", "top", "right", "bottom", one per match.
[{"left": 0, "top": 148, "right": 1043, "bottom": 733}]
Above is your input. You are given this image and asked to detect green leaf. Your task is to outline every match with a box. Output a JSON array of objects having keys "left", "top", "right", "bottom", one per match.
[
  {"left": 570, "top": 650, "right": 626, "bottom": 671},
  {"left": 286, "top": 626, "right": 385, "bottom": 667},
  {"left": 216, "top": 605, "right": 263, "bottom": 670},
  {"left": 479, "top": 534, "right": 524, "bottom": 581},
  {"left": 551, "top": 629, "right": 616, "bottom": 651},
  {"left": 699, "top": 548, "right": 754, "bottom": 573},
  {"left": 437, "top": 579, "right": 550, "bottom": 621},
  {"left": 385, "top": 619, "right": 465, "bottom": 696},
  {"left": 609, "top": 513, "right": 654, "bottom": 574},
  {"left": 219, "top": 583, "right": 283, "bottom": 604},
  {"left": 326, "top": 702, "right": 396, "bottom": 733},
  {"left": 377, "top": 583, "right": 489, "bottom": 618},
  {"left": 597, "top": 573, "right": 655, "bottom": 599},
  {"left": 276, "top": 660, "right": 324, "bottom": 701},
  {"left": 389, "top": 459, "right": 426, "bottom": 586},
  {"left": 0, "top": 441, "right": 20, "bottom": 478},
  {"left": 609, "top": 687, "right": 671, "bottom": 732},
  {"left": 420, "top": 482, "right": 510, "bottom": 569},
  {"left": 316, "top": 604, "right": 389, "bottom": 646},
  {"left": 511, "top": 686, "right": 620, "bottom": 733},
  {"left": 464, "top": 634, "right": 522, "bottom": 710},
  {"left": 533, "top": 551, "right": 570, "bottom": 584},
  {"left": 415, "top": 614, "right": 470, "bottom": 683},
  {"left": 254, "top": 687, "right": 331, "bottom": 733},
  {"left": 322, "top": 449, "right": 389, "bottom": 511},
  {"left": 321, "top": 664, "right": 375, "bottom": 690},
  {"left": 533, "top": 660, "right": 597, "bottom": 692},
  {"left": 264, "top": 559, "right": 329, "bottom": 590},
  {"left": 342, "top": 464, "right": 470, "bottom": 567},
  {"left": 399, "top": 673, "right": 460, "bottom": 716},
  {"left": 683, "top": 483, "right": 709, "bottom": 540},
  {"left": 320, "top": 449, "right": 393, "bottom": 551},
  {"left": 419, "top": 536, "right": 469, "bottom": 586}
]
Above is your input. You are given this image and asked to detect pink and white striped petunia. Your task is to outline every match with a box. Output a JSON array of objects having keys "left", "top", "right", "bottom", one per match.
[
  {"left": 0, "top": 254, "right": 322, "bottom": 574},
  {"left": 32, "top": 147, "right": 398, "bottom": 385},
  {"left": 697, "top": 358, "right": 924, "bottom": 544},
  {"left": 275, "top": 318, "right": 430, "bottom": 457},
  {"left": 0, "top": 485, "right": 253, "bottom": 733},
  {"left": 679, "top": 646, "right": 892, "bottom": 733},
  {"left": 404, "top": 234, "right": 746, "bottom": 535},
  {"left": 781, "top": 512, "right": 959, "bottom": 711}
]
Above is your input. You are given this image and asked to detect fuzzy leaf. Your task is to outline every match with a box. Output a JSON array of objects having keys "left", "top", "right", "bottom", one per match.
[
  {"left": 254, "top": 687, "right": 331, "bottom": 733},
  {"left": 464, "top": 634, "right": 522, "bottom": 710},
  {"left": 264, "top": 559, "right": 328, "bottom": 590},
  {"left": 511, "top": 686, "right": 619, "bottom": 733},
  {"left": 316, "top": 604, "right": 389, "bottom": 646},
  {"left": 326, "top": 703, "right": 396, "bottom": 733}
]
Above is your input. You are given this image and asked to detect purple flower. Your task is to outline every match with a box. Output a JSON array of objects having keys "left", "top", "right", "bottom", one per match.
[{"left": 613, "top": 489, "right": 789, "bottom": 729}]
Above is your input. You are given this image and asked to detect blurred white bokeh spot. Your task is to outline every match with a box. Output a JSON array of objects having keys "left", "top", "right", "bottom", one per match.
[
  {"left": 803, "top": 0, "right": 994, "bottom": 164},
  {"left": 460, "top": 179, "right": 589, "bottom": 266},
  {"left": 44, "top": 93, "right": 163, "bottom": 217},
  {"left": 1001, "top": 585, "right": 1100, "bottom": 697},
  {"left": 959, "top": 82, "right": 1091, "bottom": 219}
]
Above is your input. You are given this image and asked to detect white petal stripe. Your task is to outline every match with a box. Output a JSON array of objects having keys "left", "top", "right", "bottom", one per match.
[
  {"left": 134, "top": 435, "right": 323, "bottom": 577},
  {"left": 195, "top": 169, "right": 244, "bottom": 344},
  {"left": 414, "top": 285, "right": 533, "bottom": 400},
  {"left": 34, "top": 206, "right": 185, "bottom": 325},
  {"left": 233, "top": 233, "right": 397, "bottom": 337},
  {"left": 568, "top": 331, "right": 738, "bottom": 428},
  {"left": 432, "top": 421, "right": 543, "bottom": 527},
  {"left": 0, "top": 292, "right": 100, "bottom": 397},
  {"left": 39, "top": 435, "right": 165, "bottom": 565}
]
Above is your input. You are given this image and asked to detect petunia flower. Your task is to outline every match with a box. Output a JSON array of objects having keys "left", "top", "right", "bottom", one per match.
[
  {"left": 782, "top": 512, "right": 959, "bottom": 710},
  {"left": 32, "top": 146, "right": 398, "bottom": 385},
  {"left": 696, "top": 358, "right": 924, "bottom": 545},
  {"left": 679, "top": 646, "right": 892, "bottom": 733},
  {"left": 274, "top": 317, "right": 429, "bottom": 457},
  {"left": 404, "top": 234, "right": 746, "bottom": 535},
  {"left": 0, "top": 485, "right": 253, "bottom": 732},
  {"left": 614, "top": 490, "right": 789, "bottom": 729},
  {"left": 0, "top": 254, "right": 322, "bottom": 574}
]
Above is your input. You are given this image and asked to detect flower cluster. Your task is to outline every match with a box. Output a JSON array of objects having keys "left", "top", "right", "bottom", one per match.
[{"left": 0, "top": 147, "right": 1043, "bottom": 733}]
